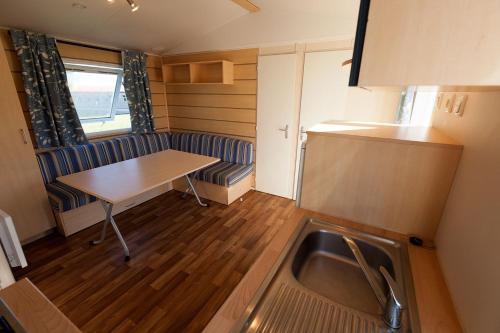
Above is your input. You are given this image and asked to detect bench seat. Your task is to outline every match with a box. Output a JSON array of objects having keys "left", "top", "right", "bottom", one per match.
[
  {"left": 35, "top": 131, "right": 254, "bottom": 236},
  {"left": 46, "top": 181, "right": 97, "bottom": 212},
  {"left": 196, "top": 161, "right": 254, "bottom": 186}
]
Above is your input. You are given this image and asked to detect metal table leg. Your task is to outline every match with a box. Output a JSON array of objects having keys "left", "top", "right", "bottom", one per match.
[
  {"left": 182, "top": 170, "right": 200, "bottom": 198},
  {"left": 184, "top": 174, "right": 209, "bottom": 207},
  {"left": 90, "top": 200, "right": 130, "bottom": 261}
]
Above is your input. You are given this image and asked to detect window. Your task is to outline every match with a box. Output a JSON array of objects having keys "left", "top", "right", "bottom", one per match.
[
  {"left": 64, "top": 59, "right": 131, "bottom": 136},
  {"left": 396, "top": 86, "right": 438, "bottom": 126}
]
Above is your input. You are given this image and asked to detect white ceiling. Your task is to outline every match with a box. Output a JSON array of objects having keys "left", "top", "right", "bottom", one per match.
[
  {"left": 0, "top": 0, "right": 359, "bottom": 54},
  {"left": 171, "top": 0, "right": 360, "bottom": 54}
]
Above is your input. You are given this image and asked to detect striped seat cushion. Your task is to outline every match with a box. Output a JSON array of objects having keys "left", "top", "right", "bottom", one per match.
[
  {"left": 141, "top": 132, "right": 171, "bottom": 153},
  {"left": 46, "top": 181, "right": 97, "bottom": 212},
  {"left": 170, "top": 132, "right": 253, "bottom": 165},
  {"left": 196, "top": 162, "right": 253, "bottom": 186},
  {"left": 111, "top": 135, "right": 149, "bottom": 160},
  {"left": 36, "top": 143, "right": 121, "bottom": 184}
]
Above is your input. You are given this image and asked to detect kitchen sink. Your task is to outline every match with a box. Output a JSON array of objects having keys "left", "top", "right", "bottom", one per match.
[{"left": 237, "top": 218, "right": 420, "bottom": 333}]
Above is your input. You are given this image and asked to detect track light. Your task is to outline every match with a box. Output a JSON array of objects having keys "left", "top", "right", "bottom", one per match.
[
  {"left": 108, "top": 0, "right": 139, "bottom": 12},
  {"left": 126, "top": 0, "right": 139, "bottom": 12}
]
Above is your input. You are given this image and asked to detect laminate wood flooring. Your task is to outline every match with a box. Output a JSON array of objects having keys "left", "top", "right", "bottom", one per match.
[{"left": 15, "top": 190, "right": 294, "bottom": 333}]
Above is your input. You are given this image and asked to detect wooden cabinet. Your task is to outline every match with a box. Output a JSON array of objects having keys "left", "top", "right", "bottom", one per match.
[
  {"left": 163, "top": 60, "right": 234, "bottom": 84},
  {"left": 299, "top": 122, "right": 463, "bottom": 240},
  {"left": 350, "top": 0, "right": 500, "bottom": 86},
  {"left": 0, "top": 40, "right": 54, "bottom": 242}
]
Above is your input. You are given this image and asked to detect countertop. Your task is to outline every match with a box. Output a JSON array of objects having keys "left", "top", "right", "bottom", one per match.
[
  {"left": 0, "top": 278, "right": 80, "bottom": 333},
  {"left": 307, "top": 121, "right": 463, "bottom": 149},
  {"left": 203, "top": 208, "right": 462, "bottom": 333}
]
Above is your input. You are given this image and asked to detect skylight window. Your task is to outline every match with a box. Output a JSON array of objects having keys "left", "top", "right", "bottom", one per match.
[{"left": 64, "top": 59, "right": 131, "bottom": 136}]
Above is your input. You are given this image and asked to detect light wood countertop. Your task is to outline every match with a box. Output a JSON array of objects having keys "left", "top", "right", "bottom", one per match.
[
  {"left": 58, "top": 150, "right": 219, "bottom": 204},
  {"left": 0, "top": 278, "right": 80, "bottom": 333},
  {"left": 203, "top": 208, "right": 462, "bottom": 333},
  {"left": 307, "top": 121, "right": 463, "bottom": 149}
]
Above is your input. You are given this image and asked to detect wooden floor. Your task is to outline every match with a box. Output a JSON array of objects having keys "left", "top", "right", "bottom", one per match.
[{"left": 15, "top": 190, "right": 295, "bottom": 333}]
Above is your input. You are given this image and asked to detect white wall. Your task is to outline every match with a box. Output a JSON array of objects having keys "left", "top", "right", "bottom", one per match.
[
  {"left": 432, "top": 91, "right": 500, "bottom": 333},
  {"left": 169, "top": 0, "right": 359, "bottom": 54}
]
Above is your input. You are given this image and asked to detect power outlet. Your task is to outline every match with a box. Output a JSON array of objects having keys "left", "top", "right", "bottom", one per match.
[
  {"left": 435, "top": 92, "right": 444, "bottom": 110},
  {"left": 452, "top": 94, "right": 467, "bottom": 117},
  {"left": 441, "top": 93, "right": 455, "bottom": 113}
]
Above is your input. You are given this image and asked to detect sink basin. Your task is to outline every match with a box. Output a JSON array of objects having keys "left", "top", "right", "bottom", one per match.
[
  {"left": 292, "top": 231, "right": 393, "bottom": 315},
  {"left": 237, "top": 218, "right": 420, "bottom": 333}
]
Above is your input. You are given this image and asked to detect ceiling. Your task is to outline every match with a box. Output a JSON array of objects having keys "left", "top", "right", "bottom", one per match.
[{"left": 0, "top": 0, "right": 359, "bottom": 54}]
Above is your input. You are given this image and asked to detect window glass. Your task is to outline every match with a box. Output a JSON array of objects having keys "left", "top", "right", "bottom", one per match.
[
  {"left": 65, "top": 60, "right": 131, "bottom": 135},
  {"left": 396, "top": 86, "right": 438, "bottom": 126}
]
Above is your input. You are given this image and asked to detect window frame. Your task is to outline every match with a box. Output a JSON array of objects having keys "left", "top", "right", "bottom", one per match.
[{"left": 63, "top": 59, "right": 132, "bottom": 137}]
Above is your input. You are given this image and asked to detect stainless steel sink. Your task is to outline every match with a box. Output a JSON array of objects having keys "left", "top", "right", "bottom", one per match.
[{"left": 237, "top": 218, "right": 420, "bottom": 333}]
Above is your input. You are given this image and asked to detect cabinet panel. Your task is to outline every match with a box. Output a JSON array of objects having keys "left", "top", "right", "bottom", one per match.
[
  {"left": 0, "top": 40, "right": 54, "bottom": 242},
  {"left": 355, "top": 0, "right": 500, "bottom": 86},
  {"left": 300, "top": 129, "right": 462, "bottom": 240}
]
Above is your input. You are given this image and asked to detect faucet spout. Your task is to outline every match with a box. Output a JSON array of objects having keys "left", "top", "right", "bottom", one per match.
[
  {"left": 380, "top": 265, "right": 405, "bottom": 329},
  {"left": 342, "top": 236, "right": 405, "bottom": 329}
]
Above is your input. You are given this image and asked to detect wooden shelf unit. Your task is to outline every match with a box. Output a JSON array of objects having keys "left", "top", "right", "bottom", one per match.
[{"left": 163, "top": 60, "right": 234, "bottom": 85}]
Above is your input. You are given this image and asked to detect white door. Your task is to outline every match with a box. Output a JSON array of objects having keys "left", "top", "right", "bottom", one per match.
[
  {"left": 256, "top": 54, "right": 298, "bottom": 198},
  {"left": 293, "top": 50, "right": 352, "bottom": 198}
]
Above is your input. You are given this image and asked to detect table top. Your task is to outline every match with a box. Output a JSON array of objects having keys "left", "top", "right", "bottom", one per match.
[
  {"left": 307, "top": 121, "right": 462, "bottom": 148},
  {"left": 0, "top": 278, "right": 80, "bottom": 333},
  {"left": 57, "top": 150, "right": 220, "bottom": 204}
]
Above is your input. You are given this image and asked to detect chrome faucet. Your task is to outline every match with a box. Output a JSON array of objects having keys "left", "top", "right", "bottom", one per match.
[{"left": 343, "top": 236, "right": 406, "bottom": 329}]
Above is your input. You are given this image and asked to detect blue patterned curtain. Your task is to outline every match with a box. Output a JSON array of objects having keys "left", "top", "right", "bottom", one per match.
[
  {"left": 122, "top": 50, "right": 155, "bottom": 134},
  {"left": 10, "top": 30, "right": 87, "bottom": 148}
]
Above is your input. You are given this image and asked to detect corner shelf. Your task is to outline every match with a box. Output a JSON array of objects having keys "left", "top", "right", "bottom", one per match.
[{"left": 163, "top": 60, "right": 234, "bottom": 85}]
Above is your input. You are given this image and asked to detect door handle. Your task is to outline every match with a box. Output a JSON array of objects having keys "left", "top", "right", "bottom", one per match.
[
  {"left": 19, "top": 129, "right": 28, "bottom": 144},
  {"left": 278, "top": 124, "right": 288, "bottom": 139}
]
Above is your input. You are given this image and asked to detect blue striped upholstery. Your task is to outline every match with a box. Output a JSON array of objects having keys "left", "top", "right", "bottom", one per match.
[
  {"left": 170, "top": 132, "right": 253, "bottom": 165},
  {"left": 36, "top": 131, "right": 253, "bottom": 212},
  {"left": 141, "top": 132, "right": 171, "bottom": 153},
  {"left": 196, "top": 162, "right": 253, "bottom": 186},
  {"left": 111, "top": 135, "right": 149, "bottom": 159},
  {"left": 46, "top": 181, "right": 97, "bottom": 212},
  {"left": 36, "top": 143, "right": 121, "bottom": 184}
]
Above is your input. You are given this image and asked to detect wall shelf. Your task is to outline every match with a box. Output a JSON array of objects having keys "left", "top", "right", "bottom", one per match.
[{"left": 163, "top": 60, "right": 234, "bottom": 85}]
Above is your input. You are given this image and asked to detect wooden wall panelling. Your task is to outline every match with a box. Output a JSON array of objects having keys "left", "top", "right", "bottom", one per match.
[
  {"left": 167, "top": 94, "right": 256, "bottom": 109},
  {"left": 151, "top": 93, "right": 166, "bottom": 106},
  {"left": 147, "top": 55, "right": 169, "bottom": 132},
  {"left": 169, "top": 118, "right": 256, "bottom": 138},
  {"left": 165, "top": 49, "right": 257, "bottom": 65},
  {"left": 57, "top": 43, "right": 121, "bottom": 64},
  {"left": 164, "top": 49, "right": 258, "bottom": 186},
  {"left": 233, "top": 64, "right": 257, "bottom": 80},
  {"left": 168, "top": 106, "right": 256, "bottom": 123}
]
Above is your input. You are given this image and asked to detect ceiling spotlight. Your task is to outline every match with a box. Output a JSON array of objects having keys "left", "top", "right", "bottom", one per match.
[
  {"left": 107, "top": 0, "right": 114, "bottom": 3},
  {"left": 126, "top": 0, "right": 139, "bottom": 12},
  {"left": 72, "top": 2, "right": 87, "bottom": 9}
]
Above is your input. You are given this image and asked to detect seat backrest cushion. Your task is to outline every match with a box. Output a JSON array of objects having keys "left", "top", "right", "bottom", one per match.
[
  {"left": 170, "top": 132, "right": 253, "bottom": 165},
  {"left": 141, "top": 132, "right": 171, "bottom": 153},
  {"left": 36, "top": 144, "right": 106, "bottom": 184},
  {"left": 111, "top": 135, "right": 149, "bottom": 160}
]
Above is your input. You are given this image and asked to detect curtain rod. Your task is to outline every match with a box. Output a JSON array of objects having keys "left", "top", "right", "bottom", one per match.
[
  {"left": 57, "top": 39, "right": 122, "bottom": 54},
  {"left": 5, "top": 28, "right": 159, "bottom": 56}
]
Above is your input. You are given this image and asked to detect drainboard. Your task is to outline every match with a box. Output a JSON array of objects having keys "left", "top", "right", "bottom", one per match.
[{"left": 250, "top": 283, "right": 388, "bottom": 333}]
